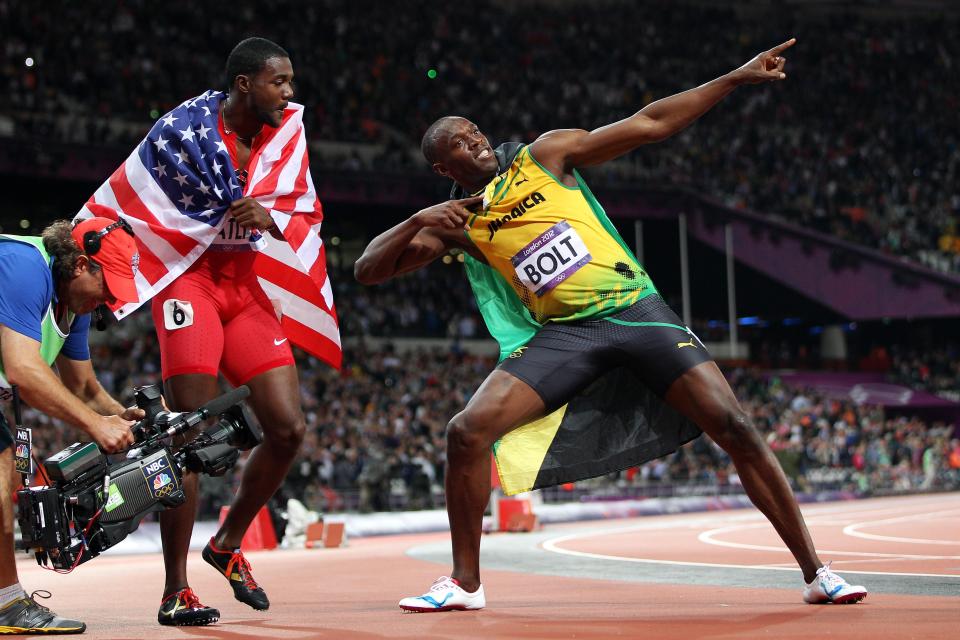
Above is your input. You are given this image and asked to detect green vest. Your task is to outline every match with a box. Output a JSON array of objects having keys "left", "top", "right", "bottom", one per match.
[{"left": 0, "top": 235, "right": 76, "bottom": 394}]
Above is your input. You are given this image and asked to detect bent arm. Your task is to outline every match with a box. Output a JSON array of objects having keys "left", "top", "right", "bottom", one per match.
[
  {"left": 56, "top": 354, "right": 125, "bottom": 415},
  {"left": 354, "top": 220, "right": 459, "bottom": 285},
  {"left": 1, "top": 325, "right": 105, "bottom": 436},
  {"left": 354, "top": 197, "right": 483, "bottom": 285}
]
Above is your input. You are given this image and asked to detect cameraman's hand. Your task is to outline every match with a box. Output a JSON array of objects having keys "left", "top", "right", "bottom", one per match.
[
  {"left": 91, "top": 415, "right": 136, "bottom": 453},
  {"left": 119, "top": 405, "right": 146, "bottom": 422}
]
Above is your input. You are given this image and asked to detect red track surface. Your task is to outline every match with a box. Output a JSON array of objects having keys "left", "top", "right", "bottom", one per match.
[
  {"left": 15, "top": 493, "right": 959, "bottom": 639},
  {"left": 548, "top": 493, "right": 960, "bottom": 576}
]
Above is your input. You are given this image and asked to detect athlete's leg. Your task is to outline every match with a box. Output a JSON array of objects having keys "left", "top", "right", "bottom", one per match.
[
  {"left": 152, "top": 272, "right": 225, "bottom": 599},
  {"left": 213, "top": 279, "right": 301, "bottom": 549},
  {"left": 664, "top": 361, "right": 821, "bottom": 582},
  {"left": 213, "top": 364, "right": 304, "bottom": 548},
  {"left": 445, "top": 370, "right": 546, "bottom": 592},
  {"left": 158, "top": 373, "right": 220, "bottom": 596}
]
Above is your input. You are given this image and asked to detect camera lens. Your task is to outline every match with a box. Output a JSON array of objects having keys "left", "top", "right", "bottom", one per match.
[{"left": 208, "top": 405, "right": 262, "bottom": 451}]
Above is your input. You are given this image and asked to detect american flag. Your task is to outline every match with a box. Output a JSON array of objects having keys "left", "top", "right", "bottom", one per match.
[{"left": 75, "top": 90, "right": 341, "bottom": 369}]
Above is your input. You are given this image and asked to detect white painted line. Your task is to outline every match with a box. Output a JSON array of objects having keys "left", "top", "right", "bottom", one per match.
[
  {"left": 541, "top": 530, "right": 960, "bottom": 579},
  {"left": 759, "top": 558, "right": 941, "bottom": 568},
  {"left": 697, "top": 523, "right": 960, "bottom": 559},
  {"left": 801, "top": 501, "right": 958, "bottom": 521},
  {"left": 841, "top": 509, "right": 960, "bottom": 546},
  {"left": 550, "top": 499, "right": 960, "bottom": 537}
]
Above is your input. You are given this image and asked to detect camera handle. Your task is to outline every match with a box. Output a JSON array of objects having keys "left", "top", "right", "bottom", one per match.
[{"left": 130, "top": 386, "right": 251, "bottom": 452}]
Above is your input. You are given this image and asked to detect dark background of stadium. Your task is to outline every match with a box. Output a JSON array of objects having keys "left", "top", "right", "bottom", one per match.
[{"left": 1, "top": 0, "right": 958, "bottom": 514}]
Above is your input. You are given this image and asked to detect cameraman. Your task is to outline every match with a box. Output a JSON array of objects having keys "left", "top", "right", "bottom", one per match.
[{"left": 0, "top": 215, "right": 141, "bottom": 634}]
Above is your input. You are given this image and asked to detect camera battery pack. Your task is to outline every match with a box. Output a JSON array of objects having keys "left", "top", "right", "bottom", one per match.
[{"left": 43, "top": 442, "right": 107, "bottom": 484}]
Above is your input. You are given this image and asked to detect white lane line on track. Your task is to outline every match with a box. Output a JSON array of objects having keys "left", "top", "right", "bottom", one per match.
[
  {"left": 800, "top": 500, "right": 959, "bottom": 521},
  {"left": 798, "top": 557, "right": 960, "bottom": 567},
  {"left": 540, "top": 530, "right": 960, "bottom": 578},
  {"left": 841, "top": 509, "right": 960, "bottom": 546},
  {"left": 697, "top": 522, "right": 960, "bottom": 559},
  {"left": 712, "top": 557, "right": 960, "bottom": 570},
  {"left": 541, "top": 496, "right": 960, "bottom": 579},
  {"left": 567, "top": 498, "right": 960, "bottom": 535},
  {"left": 534, "top": 498, "right": 960, "bottom": 542}
]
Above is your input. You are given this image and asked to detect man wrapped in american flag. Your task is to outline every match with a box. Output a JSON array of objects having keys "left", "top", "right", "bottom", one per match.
[{"left": 75, "top": 37, "right": 340, "bottom": 626}]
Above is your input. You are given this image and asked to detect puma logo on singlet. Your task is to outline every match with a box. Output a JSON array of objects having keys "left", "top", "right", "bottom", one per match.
[
  {"left": 677, "top": 339, "right": 697, "bottom": 349},
  {"left": 515, "top": 178, "right": 529, "bottom": 186},
  {"left": 487, "top": 192, "right": 546, "bottom": 241}
]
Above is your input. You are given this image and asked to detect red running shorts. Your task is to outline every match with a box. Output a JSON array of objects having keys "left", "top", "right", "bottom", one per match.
[{"left": 151, "top": 250, "right": 295, "bottom": 386}]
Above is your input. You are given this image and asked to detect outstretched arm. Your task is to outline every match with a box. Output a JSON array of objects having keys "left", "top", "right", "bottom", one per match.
[
  {"left": 354, "top": 196, "right": 483, "bottom": 285},
  {"left": 531, "top": 38, "right": 796, "bottom": 175}
]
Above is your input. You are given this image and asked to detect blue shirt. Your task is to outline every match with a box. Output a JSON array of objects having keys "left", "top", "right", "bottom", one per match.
[{"left": 0, "top": 239, "right": 90, "bottom": 361}]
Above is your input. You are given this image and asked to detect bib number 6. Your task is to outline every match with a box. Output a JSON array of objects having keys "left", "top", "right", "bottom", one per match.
[{"left": 162, "top": 299, "right": 194, "bottom": 330}]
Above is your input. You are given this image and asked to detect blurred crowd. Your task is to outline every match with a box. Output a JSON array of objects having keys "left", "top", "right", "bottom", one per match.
[
  {"left": 888, "top": 343, "right": 960, "bottom": 402},
  {"left": 696, "top": 371, "right": 958, "bottom": 496},
  {"left": 3, "top": 1, "right": 959, "bottom": 272},
  {"left": 333, "top": 258, "right": 488, "bottom": 340},
  {"left": 330, "top": 264, "right": 960, "bottom": 405},
  {"left": 530, "top": 370, "right": 960, "bottom": 501},
  {"left": 3, "top": 0, "right": 959, "bottom": 516},
  {"left": 11, "top": 306, "right": 958, "bottom": 516}
]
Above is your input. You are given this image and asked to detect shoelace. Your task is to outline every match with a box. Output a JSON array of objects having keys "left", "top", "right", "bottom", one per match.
[
  {"left": 429, "top": 577, "right": 457, "bottom": 591},
  {"left": 19, "top": 590, "right": 55, "bottom": 624},
  {"left": 227, "top": 553, "right": 260, "bottom": 591},
  {"left": 816, "top": 561, "right": 844, "bottom": 589},
  {"left": 27, "top": 590, "right": 52, "bottom": 614},
  {"left": 179, "top": 588, "right": 203, "bottom": 609}
]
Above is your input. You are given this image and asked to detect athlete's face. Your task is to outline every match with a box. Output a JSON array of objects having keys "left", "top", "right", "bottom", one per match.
[
  {"left": 434, "top": 119, "right": 499, "bottom": 186},
  {"left": 242, "top": 57, "right": 295, "bottom": 128}
]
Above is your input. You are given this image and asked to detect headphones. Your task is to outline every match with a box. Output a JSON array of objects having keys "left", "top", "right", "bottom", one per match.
[
  {"left": 79, "top": 218, "right": 133, "bottom": 332},
  {"left": 82, "top": 218, "right": 134, "bottom": 256}
]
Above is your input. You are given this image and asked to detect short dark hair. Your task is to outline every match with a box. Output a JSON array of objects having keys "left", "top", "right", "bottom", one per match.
[
  {"left": 421, "top": 116, "right": 465, "bottom": 165},
  {"left": 42, "top": 220, "right": 99, "bottom": 283},
  {"left": 225, "top": 37, "right": 289, "bottom": 89}
]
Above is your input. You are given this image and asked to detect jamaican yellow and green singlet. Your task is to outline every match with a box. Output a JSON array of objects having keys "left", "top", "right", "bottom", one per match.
[{"left": 464, "top": 145, "right": 657, "bottom": 324}]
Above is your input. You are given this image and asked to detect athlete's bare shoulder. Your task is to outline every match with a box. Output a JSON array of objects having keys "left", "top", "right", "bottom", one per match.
[{"left": 528, "top": 129, "right": 589, "bottom": 186}]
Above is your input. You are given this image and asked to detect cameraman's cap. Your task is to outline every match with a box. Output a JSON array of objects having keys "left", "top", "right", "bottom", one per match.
[{"left": 71, "top": 208, "right": 140, "bottom": 309}]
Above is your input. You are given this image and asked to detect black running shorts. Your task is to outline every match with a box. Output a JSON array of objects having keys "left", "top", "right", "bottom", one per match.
[{"left": 497, "top": 294, "right": 713, "bottom": 411}]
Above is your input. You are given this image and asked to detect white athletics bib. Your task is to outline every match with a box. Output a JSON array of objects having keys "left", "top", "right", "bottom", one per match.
[
  {"left": 511, "top": 221, "right": 592, "bottom": 297},
  {"left": 163, "top": 299, "right": 194, "bottom": 331},
  {"left": 209, "top": 214, "right": 257, "bottom": 251}
]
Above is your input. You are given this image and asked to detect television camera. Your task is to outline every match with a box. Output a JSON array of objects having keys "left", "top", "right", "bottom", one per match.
[{"left": 16, "top": 384, "right": 261, "bottom": 571}]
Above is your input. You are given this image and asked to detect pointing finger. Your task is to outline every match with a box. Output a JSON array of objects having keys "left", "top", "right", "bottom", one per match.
[{"left": 769, "top": 37, "right": 797, "bottom": 56}]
